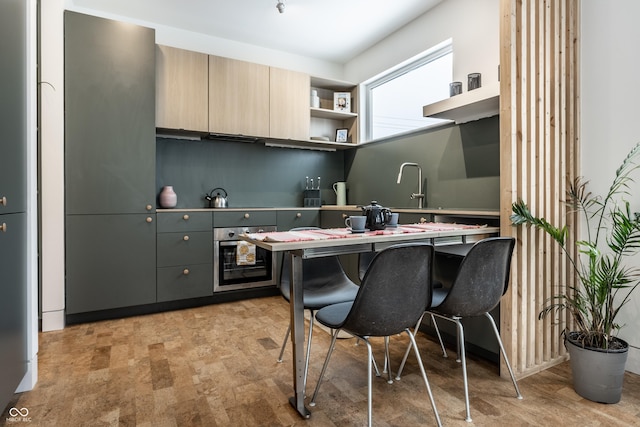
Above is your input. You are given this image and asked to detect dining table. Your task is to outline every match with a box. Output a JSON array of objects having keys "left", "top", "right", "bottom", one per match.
[{"left": 240, "top": 222, "right": 500, "bottom": 419}]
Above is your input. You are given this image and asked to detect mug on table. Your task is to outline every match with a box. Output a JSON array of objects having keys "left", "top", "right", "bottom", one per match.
[{"left": 345, "top": 215, "right": 366, "bottom": 231}]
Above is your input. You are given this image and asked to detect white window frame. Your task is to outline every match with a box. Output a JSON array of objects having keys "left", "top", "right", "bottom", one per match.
[{"left": 361, "top": 39, "right": 453, "bottom": 142}]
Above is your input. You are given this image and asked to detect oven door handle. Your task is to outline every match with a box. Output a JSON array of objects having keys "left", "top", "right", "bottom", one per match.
[{"left": 219, "top": 241, "right": 239, "bottom": 247}]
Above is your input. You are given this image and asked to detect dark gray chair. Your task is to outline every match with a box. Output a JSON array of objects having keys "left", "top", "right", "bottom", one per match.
[
  {"left": 309, "top": 244, "right": 442, "bottom": 427},
  {"left": 277, "top": 228, "right": 359, "bottom": 394},
  {"left": 358, "top": 250, "right": 448, "bottom": 369},
  {"left": 396, "top": 237, "right": 522, "bottom": 422}
]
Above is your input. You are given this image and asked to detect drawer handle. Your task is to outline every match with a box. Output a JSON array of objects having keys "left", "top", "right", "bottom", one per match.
[
  {"left": 183, "top": 235, "right": 189, "bottom": 241},
  {"left": 146, "top": 217, "right": 153, "bottom": 223},
  {"left": 296, "top": 212, "right": 302, "bottom": 218},
  {"left": 244, "top": 213, "right": 250, "bottom": 219},
  {"left": 342, "top": 213, "right": 348, "bottom": 219},
  {"left": 183, "top": 268, "right": 190, "bottom": 275},
  {"left": 0, "top": 223, "right": 6, "bottom": 232},
  {"left": 146, "top": 204, "right": 153, "bottom": 211},
  {"left": 1, "top": 196, "right": 6, "bottom": 206},
  {"left": 183, "top": 214, "right": 190, "bottom": 220}
]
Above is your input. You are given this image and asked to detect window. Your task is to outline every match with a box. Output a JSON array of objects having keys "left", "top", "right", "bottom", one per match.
[{"left": 363, "top": 40, "right": 453, "bottom": 141}]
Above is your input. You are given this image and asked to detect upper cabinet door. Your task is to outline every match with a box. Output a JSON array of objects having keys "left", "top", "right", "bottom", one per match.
[
  {"left": 209, "top": 56, "right": 270, "bottom": 137},
  {"left": 269, "top": 67, "right": 310, "bottom": 141},
  {"left": 0, "top": 0, "right": 26, "bottom": 215},
  {"left": 64, "top": 12, "right": 156, "bottom": 215},
  {"left": 156, "top": 45, "right": 209, "bottom": 132}
]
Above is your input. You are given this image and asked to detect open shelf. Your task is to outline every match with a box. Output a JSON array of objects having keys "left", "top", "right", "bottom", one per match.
[
  {"left": 422, "top": 83, "right": 499, "bottom": 124},
  {"left": 310, "top": 107, "right": 358, "bottom": 120}
]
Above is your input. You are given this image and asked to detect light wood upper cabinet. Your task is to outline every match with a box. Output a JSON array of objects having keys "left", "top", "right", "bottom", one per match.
[
  {"left": 209, "top": 56, "right": 270, "bottom": 136},
  {"left": 155, "top": 45, "right": 209, "bottom": 132},
  {"left": 269, "top": 67, "right": 310, "bottom": 140}
]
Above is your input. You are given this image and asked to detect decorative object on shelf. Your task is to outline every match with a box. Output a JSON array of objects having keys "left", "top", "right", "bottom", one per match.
[
  {"left": 335, "top": 128, "right": 348, "bottom": 143},
  {"left": 333, "top": 92, "right": 351, "bottom": 112},
  {"left": 159, "top": 185, "right": 177, "bottom": 208},
  {"left": 468, "top": 73, "right": 481, "bottom": 91},
  {"left": 310, "top": 89, "right": 320, "bottom": 108},
  {"left": 276, "top": 0, "right": 285, "bottom": 14},
  {"left": 511, "top": 142, "right": 640, "bottom": 404},
  {"left": 449, "top": 81, "right": 462, "bottom": 97}
]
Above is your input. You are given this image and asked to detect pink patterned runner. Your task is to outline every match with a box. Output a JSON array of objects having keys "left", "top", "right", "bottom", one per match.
[{"left": 243, "top": 223, "right": 486, "bottom": 243}]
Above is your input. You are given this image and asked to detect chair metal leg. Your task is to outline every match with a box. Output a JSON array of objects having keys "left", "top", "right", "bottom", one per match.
[
  {"left": 405, "top": 329, "right": 443, "bottom": 427},
  {"left": 452, "top": 316, "right": 472, "bottom": 422},
  {"left": 430, "top": 313, "right": 448, "bottom": 358},
  {"left": 309, "top": 330, "right": 340, "bottom": 407},
  {"left": 303, "top": 311, "right": 316, "bottom": 393},
  {"left": 483, "top": 312, "right": 523, "bottom": 400},
  {"left": 395, "top": 314, "right": 424, "bottom": 380},
  {"left": 365, "top": 339, "right": 374, "bottom": 427},
  {"left": 396, "top": 311, "right": 449, "bottom": 380},
  {"left": 277, "top": 323, "right": 290, "bottom": 363},
  {"left": 384, "top": 336, "right": 393, "bottom": 384}
]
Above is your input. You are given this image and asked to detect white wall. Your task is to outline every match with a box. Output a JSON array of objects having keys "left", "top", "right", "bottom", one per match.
[
  {"left": 581, "top": 1, "right": 640, "bottom": 374},
  {"left": 40, "top": 0, "right": 66, "bottom": 333},
  {"left": 344, "top": 0, "right": 499, "bottom": 87},
  {"left": 65, "top": 2, "right": 344, "bottom": 81}
]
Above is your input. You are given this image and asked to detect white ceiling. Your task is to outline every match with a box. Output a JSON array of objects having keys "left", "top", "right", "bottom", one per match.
[{"left": 71, "top": 0, "right": 443, "bottom": 63}]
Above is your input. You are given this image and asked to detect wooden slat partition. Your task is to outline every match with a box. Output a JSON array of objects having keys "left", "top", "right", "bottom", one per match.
[{"left": 499, "top": 0, "right": 579, "bottom": 378}]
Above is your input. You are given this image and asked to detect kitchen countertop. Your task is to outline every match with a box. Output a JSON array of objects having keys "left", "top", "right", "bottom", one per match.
[{"left": 157, "top": 206, "right": 500, "bottom": 217}]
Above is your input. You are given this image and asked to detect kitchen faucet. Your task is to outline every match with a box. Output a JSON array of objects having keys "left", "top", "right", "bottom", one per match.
[{"left": 396, "top": 162, "right": 425, "bottom": 208}]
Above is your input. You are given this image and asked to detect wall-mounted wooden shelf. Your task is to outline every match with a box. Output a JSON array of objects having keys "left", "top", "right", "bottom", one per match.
[
  {"left": 422, "top": 83, "right": 499, "bottom": 124},
  {"left": 310, "top": 107, "right": 358, "bottom": 120}
]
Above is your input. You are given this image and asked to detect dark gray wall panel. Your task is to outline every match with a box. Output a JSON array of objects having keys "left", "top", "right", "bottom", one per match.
[
  {"left": 345, "top": 116, "right": 500, "bottom": 210},
  {"left": 156, "top": 139, "right": 346, "bottom": 208}
]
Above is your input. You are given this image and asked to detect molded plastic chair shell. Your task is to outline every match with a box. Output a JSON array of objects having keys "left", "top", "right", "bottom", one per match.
[
  {"left": 310, "top": 244, "right": 442, "bottom": 427},
  {"left": 408, "top": 237, "right": 523, "bottom": 422}
]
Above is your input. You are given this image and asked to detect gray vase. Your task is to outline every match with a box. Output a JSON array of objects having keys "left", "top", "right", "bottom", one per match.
[{"left": 565, "top": 332, "right": 628, "bottom": 404}]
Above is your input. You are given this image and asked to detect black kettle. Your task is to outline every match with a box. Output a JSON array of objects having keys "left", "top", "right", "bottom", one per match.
[{"left": 360, "top": 201, "right": 391, "bottom": 230}]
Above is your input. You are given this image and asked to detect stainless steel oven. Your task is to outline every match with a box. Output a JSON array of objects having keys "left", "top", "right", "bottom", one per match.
[{"left": 213, "top": 225, "right": 277, "bottom": 292}]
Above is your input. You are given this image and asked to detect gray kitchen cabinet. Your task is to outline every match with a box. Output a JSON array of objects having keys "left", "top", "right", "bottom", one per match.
[
  {"left": 396, "top": 212, "right": 433, "bottom": 225},
  {"left": 157, "top": 232, "right": 212, "bottom": 267},
  {"left": 0, "top": 0, "right": 28, "bottom": 411},
  {"left": 320, "top": 208, "right": 362, "bottom": 228},
  {"left": 64, "top": 12, "right": 156, "bottom": 216},
  {"left": 157, "top": 211, "right": 212, "bottom": 233},
  {"left": 64, "top": 12, "right": 157, "bottom": 316},
  {"left": 66, "top": 214, "right": 156, "bottom": 314},
  {"left": 213, "top": 210, "right": 277, "bottom": 228},
  {"left": 156, "top": 212, "right": 213, "bottom": 302},
  {"left": 276, "top": 209, "right": 320, "bottom": 231}
]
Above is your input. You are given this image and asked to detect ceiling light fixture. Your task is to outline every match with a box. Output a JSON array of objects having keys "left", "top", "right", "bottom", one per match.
[{"left": 276, "top": 0, "right": 285, "bottom": 14}]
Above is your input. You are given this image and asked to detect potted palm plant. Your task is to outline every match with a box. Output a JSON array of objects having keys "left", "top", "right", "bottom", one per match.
[{"left": 510, "top": 142, "right": 640, "bottom": 403}]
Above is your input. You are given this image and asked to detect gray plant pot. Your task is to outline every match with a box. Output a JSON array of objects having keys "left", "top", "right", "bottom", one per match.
[{"left": 565, "top": 331, "right": 629, "bottom": 404}]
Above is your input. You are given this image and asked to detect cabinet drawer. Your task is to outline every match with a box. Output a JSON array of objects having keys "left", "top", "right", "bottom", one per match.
[
  {"left": 157, "top": 211, "right": 212, "bottom": 232},
  {"left": 276, "top": 209, "right": 320, "bottom": 231},
  {"left": 397, "top": 212, "right": 432, "bottom": 225},
  {"left": 157, "top": 264, "right": 213, "bottom": 302},
  {"left": 157, "top": 231, "right": 212, "bottom": 267},
  {"left": 213, "top": 210, "right": 277, "bottom": 228},
  {"left": 320, "top": 209, "right": 361, "bottom": 228}
]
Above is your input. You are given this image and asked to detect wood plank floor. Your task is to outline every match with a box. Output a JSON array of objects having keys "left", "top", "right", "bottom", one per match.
[{"left": 3, "top": 296, "right": 640, "bottom": 426}]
